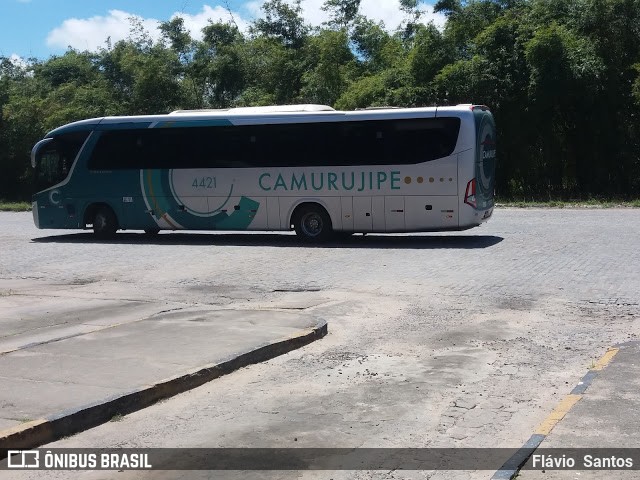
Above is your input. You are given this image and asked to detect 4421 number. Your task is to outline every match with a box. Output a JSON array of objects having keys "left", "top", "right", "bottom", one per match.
[{"left": 192, "top": 177, "right": 217, "bottom": 189}]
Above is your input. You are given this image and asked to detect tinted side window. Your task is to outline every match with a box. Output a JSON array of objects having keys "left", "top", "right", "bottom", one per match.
[
  {"left": 88, "top": 128, "right": 256, "bottom": 170},
  {"left": 245, "top": 118, "right": 460, "bottom": 166},
  {"left": 390, "top": 118, "right": 460, "bottom": 164},
  {"left": 87, "top": 118, "right": 461, "bottom": 170}
]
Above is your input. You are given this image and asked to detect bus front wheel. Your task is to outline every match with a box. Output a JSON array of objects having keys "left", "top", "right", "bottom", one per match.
[
  {"left": 93, "top": 207, "right": 118, "bottom": 238},
  {"left": 293, "top": 204, "right": 333, "bottom": 242}
]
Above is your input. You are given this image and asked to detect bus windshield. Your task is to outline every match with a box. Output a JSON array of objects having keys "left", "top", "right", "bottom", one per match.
[{"left": 33, "top": 131, "right": 90, "bottom": 192}]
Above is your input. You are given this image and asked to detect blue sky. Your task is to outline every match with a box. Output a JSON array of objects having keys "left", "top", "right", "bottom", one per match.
[{"left": 1, "top": 0, "right": 443, "bottom": 60}]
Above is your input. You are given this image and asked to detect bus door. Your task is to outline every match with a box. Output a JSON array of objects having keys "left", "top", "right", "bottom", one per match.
[{"left": 353, "top": 196, "right": 372, "bottom": 231}]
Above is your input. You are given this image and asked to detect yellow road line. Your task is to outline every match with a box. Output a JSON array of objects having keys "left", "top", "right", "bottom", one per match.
[
  {"left": 592, "top": 347, "right": 619, "bottom": 371},
  {"left": 535, "top": 394, "right": 582, "bottom": 436},
  {"left": 534, "top": 347, "right": 620, "bottom": 436}
]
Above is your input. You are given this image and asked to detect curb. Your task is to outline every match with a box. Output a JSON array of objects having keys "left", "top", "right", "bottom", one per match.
[
  {"left": 0, "top": 321, "right": 328, "bottom": 458},
  {"left": 491, "top": 343, "right": 627, "bottom": 479}
]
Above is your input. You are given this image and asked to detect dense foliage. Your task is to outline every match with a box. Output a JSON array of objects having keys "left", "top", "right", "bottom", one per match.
[{"left": 1, "top": 0, "right": 639, "bottom": 201}]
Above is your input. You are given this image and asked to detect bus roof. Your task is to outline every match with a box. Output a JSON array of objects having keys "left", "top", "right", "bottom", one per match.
[
  {"left": 45, "top": 104, "right": 488, "bottom": 137},
  {"left": 169, "top": 104, "right": 336, "bottom": 115}
]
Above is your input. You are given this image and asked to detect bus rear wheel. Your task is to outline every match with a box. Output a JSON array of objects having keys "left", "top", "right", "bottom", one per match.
[
  {"left": 293, "top": 204, "right": 332, "bottom": 243},
  {"left": 93, "top": 207, "right": 118, "bottom": 238}
]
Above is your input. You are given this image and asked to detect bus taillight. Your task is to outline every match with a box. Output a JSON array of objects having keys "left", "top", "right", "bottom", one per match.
[{"left": 464, "top": 179, "right": 477, "bottom": 208}]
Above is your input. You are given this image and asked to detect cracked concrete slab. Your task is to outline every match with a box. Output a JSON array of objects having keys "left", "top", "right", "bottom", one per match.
[{"left": 0, "top": 278, "right": 327, "bottom": 447}]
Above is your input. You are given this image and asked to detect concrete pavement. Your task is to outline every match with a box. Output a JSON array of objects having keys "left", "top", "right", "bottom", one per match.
[
  {"left": 500, "top": 341, "right": 640, "bottom": 479},
  {"left": 0, "top": 290, "right": 327, "bottom": 453}
]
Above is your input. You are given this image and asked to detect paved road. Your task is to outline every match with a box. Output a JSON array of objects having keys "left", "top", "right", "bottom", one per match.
[
  {"left": 519, "top": 341, "right": 640, "bottom": 480},
  {"left": 1, "top": 208, "right": 639, "bottom": 479}
]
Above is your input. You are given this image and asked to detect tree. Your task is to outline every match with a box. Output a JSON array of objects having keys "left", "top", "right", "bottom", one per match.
[
  {"left": 473, "top": 11, "right": 533, "bottom": 196},
  {"left": 322, "top": 0, "right": 361, "bottom": 30},
  {"left": 568, "top": 0, "right": 640, "bottom": 194},
  {"left": 633, "top": 63, "right": 640, "bottom": 105},
  {"left": 192, "top": 22, "right": 246, "bottom": 108},
  {"left": 0, "top": 57, "right": 46, "bottom": 200},
  {"left": 409, "top": 24, "right": 455, "bottom": 86},
  {"left": 251, "top": 0, "right": 309, "bottom": 49},
  {"left": 238, "top": 37, "right": 306, "bottom": 105},
  {"left": 99, "top": 40, "right": 183, "bottom": 114},
  {"left": 159, "top": 17, "right": 193, "bottom": 62},
  {"left": 351, "top": 16, "right": 393, "bottom": 72},
  {"left": 437, "top": 0, "right": 505, "bottom": 58},
  {"left": 301, "top": 29, "right": 356, "bottom": 104},
  {"left": 399, "top": 0, "right": 424, "bottom": 39}
]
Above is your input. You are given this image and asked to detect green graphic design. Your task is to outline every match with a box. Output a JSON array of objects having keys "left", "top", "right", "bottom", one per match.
[
  {"left": 213, "top": 197, "right": 260, "bottom": 230},
  {"left": 141, "top": 169, "right": 260, "bottom": 230}
]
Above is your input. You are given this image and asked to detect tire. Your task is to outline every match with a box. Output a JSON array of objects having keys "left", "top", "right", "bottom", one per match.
[
  {"left": 93, "top": 207, "right": 118, "bottom": 238},
  {"left": 293, "top": 205, "right": 333, "bottom": 242},
  {"left": 144, "top": 228, "right": 160, "bottom": 235}
]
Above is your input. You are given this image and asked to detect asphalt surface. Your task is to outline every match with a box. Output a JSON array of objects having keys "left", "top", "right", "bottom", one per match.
[
  {"left": 0, "top": 208, "right": 639, "bottom": 479},
  {"left": 517, "top": 340, "right": 640, "bottom": 480}
]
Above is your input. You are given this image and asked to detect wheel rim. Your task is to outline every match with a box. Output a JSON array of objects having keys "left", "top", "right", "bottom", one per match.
[
  {"left": 301, "top": 212, "right": 323, "bottom": 237},
  {"left": 95, "top": 213, "right": 107, "bottom": 231}
]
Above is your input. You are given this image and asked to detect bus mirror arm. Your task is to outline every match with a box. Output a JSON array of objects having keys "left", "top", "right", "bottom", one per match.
[{"left": 31, "top": 138, "right": 54, "bottom": 168}]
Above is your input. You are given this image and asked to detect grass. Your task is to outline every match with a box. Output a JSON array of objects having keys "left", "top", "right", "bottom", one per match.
[
  {"left": 0, "top": 200, "right": 31, "bottom": 212},
  {"left": 110, "top": 413, "right": 124, "bottom": 422}
]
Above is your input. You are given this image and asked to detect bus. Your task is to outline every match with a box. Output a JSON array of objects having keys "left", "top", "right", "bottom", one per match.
[{"left": 30, "top": 104, "right": 496, "bottom": 242}]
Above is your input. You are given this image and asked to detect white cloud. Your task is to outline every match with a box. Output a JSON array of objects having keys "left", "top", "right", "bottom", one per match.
[
  {"left": 251, "top": 0, "right": 446, "bottom": 30},
  {"left": 170, "top": 5, "right": 251, "bottom": 41},
  {"left": 45, "top": 1, "right": 446, "bottom": 53},
  {"left": 46, "top": 10, "right": 161, "bottom": 51},
  {"left": 9, "top": 54, "right": 29, "bottom": 69},
  {"left": 299, "top": 0, "right": 332, "bottom": 26},
  {"left": 417, "top": 2, "right": 447, "bottom": 29},
  {"left": 245, "top": 1, "right": 264, "bottom": 17},
  {"left": 45, "top": 6, "right": 250, "bottom": 52}
]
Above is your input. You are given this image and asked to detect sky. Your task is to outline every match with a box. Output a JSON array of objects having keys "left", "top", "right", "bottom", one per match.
[{"left": 0, "top": 0, "right": 445, "bottom": 61}]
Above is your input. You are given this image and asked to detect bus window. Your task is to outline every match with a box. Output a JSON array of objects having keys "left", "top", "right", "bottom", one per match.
[
  {"left": 35, "top": 150, "right": 63, "bottom": 192},
  {"left": 34, "top": 131, "right": 89, "bottom": 191}
]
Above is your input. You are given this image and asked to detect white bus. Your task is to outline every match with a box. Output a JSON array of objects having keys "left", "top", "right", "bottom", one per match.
[{"left": 30, "top": 104, "right": 496, "bottom": 241}]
